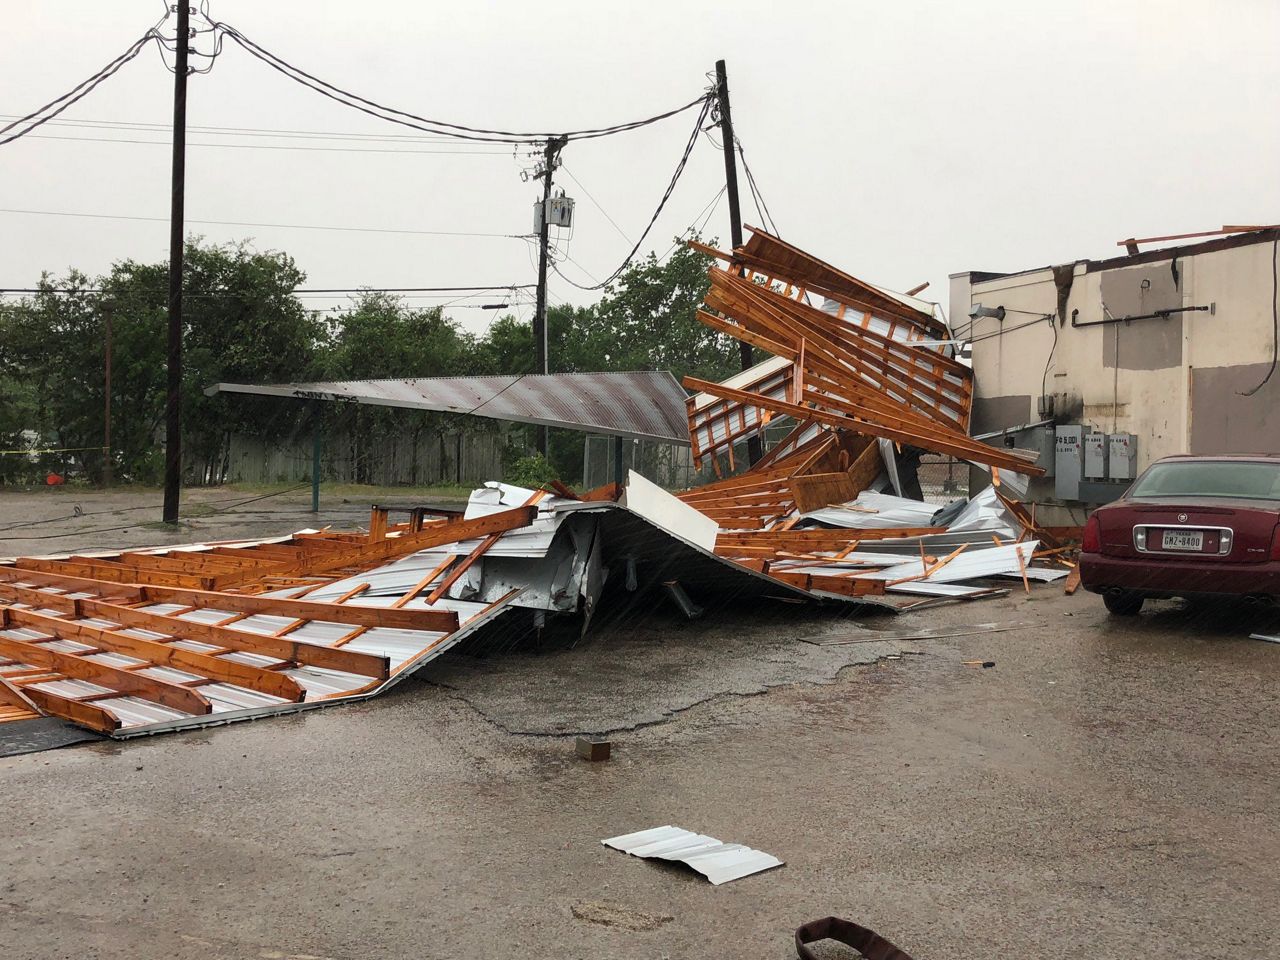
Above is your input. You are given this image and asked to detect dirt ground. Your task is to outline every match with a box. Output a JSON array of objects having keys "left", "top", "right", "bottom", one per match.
[{"left": 1, "top": 488, "right": 1278, "bottom": 959}]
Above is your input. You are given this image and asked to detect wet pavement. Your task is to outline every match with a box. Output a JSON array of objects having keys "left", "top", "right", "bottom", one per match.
[{"left": 1, "top": 491, "right": 1278, "bottom": 958}]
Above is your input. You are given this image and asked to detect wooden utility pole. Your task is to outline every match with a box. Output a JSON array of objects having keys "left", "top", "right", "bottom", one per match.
[
  {"left": 714, "top": 59, "right": 761, "bottom": 464},
  {"left": 532, "top": 135, "right": 566, "bottom": 456},
  {"left": 162, "top": 1, "right": 190, "bottom": 523},
  {"left": 102, "top": 305, "right": 112, "bottom": 487}
]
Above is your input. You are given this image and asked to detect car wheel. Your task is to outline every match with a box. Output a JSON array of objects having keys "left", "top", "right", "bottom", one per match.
[{"left": 1103, "top": 591, "right": 1144, "bottom": 616}]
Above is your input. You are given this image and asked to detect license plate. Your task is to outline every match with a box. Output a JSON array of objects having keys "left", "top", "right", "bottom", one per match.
[{"left": 1162, "top": 530, "right": 1204, "bottom": 552}]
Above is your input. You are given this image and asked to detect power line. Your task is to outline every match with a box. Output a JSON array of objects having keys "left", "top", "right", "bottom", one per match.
[
  {"left": 296, "top": 285, "right": 534, "bottom": 294},
  {"left": 213, "top": 19, "right": 714, "bottom": 146},
  {"left": 20, "top": 133, "right": 513, "bottom": 156},
  {"left": 657, "top": 184, "right": 727, "bottom": 264},
  {"left": 0, "top": 32, "right": 159, "bottom": 147},
  {"left": 0, "top": 114, "right": 507, "bottom": 144},
  {"left": 735, "top": 136, "right": 780, "bottom": 237},
  {"left": 0, "top": 284, "right": 534, "bottom": 300},
  {"left": 559, "top": 164, "right": 632, "bottom": 244},
  {"left": 551, "top": 95, "right": 714, "bottom": 291},
  {"left": 0, "top": 207, "right": 527, "bottom": 239}
]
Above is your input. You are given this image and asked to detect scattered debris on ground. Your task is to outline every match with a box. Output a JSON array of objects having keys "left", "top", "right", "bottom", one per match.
[
  {"left": 575, "top": 735, "right": 611, "bottom": 761},
  {"left": 0, "top": 230, "right": 1084, "bottom": 744},
  {"left": 795, "top": 916, "right": 916, "bottom": 960},
  {"left": 602, "top": 825, "right": 784, "bottom": 885}
]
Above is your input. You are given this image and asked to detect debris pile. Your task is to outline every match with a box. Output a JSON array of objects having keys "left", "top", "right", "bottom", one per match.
[
  {"left": 0, "top": 228, "right": 1079, "bottom": 740},
  {"left": 673, "top": 226, "right": 1076, "bottom": 598}
]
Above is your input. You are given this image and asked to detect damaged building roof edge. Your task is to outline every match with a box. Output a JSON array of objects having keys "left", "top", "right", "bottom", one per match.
[{"left": 956, "top": 228, "right": 1280, "bottom": 287}]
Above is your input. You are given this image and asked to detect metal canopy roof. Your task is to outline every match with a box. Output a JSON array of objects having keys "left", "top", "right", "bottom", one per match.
[{"left": 208, "top": 371, "right": 691, "bottom": 444}]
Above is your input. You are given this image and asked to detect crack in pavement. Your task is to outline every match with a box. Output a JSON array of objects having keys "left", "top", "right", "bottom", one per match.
[{"left": 420, "top": 649, "right": 916, "bottom": 738}]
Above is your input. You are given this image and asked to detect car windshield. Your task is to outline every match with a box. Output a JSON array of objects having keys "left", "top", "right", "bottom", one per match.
[{"left": 1129, "top": 460, "right": 1280, "bottom": 500}]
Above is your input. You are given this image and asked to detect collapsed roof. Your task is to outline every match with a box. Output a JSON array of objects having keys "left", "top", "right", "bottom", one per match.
[{"left": 208, "top": 370, "right": 691, "bottom": 444}]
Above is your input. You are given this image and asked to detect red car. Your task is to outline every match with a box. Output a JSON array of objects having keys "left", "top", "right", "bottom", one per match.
[{"left": 1080, "top": 454, "right": 1280, "bottom": 614}]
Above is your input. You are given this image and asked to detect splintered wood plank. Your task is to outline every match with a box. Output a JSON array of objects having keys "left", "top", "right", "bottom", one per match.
[
  {"left": 0, "top": 632, "right": 212, "bottom": 715},
  {"left": 1, "top": 606, "right": 303, "bottom": 702},
  {"left": 1064, "top": 565, "right": 1082, "bottom": 595},
  {"left": 368, "top": 507, "right": 390, "bottom": 542}
]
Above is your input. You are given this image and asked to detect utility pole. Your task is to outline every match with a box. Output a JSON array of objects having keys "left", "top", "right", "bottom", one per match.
[
  {"left": 162, "top": 1, "right": 190, "bottom": 523},
  {"left": 102, "top": 305, "right": 112, "bottom": 487},
  {"left": 715, "top": 59, "right": 762, "bottom": 464},
  {"left": 532, "top": 134, "right": 566, "bottom": 457}
]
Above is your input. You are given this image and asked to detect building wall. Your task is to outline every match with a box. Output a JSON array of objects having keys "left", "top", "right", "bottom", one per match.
[{"left": 952, "top": 233, "right": 1280, "bottom": 498}]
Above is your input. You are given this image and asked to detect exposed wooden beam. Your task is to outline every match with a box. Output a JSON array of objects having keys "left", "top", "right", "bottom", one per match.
[
  {"left": 19, "top": 685, "right": 121, "bottom": 733},
  {"left": 0, "top": 631, "right": 213, "bottom": 715},
  {"left": 0, "top": 567, "right": 459, "bottom": 633},
  {"left": 0, "top": 582, "right": 391, "bottom": 680},
  {"left": 1, "top": 606, "right": 304, "bottom": 703},
  {"left": 207, "top": 506, "right": 539, "bottom": 590}
]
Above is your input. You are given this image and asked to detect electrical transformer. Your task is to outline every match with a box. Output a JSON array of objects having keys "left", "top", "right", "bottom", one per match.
[
  {"left": 532, "top": 195, "right": 576, "bottom": 231},
  {"left": 546, "top": 195, "right": 575, "bottom": 228}
]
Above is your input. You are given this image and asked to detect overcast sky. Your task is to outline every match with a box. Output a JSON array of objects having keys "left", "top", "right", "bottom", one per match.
[{"left": 4, "top": 0, "right": 1278, "bottom": 334}]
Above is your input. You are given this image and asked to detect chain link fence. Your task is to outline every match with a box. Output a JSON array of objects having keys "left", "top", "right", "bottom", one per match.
[{"left": 917, "top": 454, "right": 967, "bottom": 505}]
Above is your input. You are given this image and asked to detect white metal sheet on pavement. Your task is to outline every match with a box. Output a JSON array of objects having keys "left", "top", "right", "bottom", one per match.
[{"left": 602, "top": 825, "right": 783, "bottom": 885}]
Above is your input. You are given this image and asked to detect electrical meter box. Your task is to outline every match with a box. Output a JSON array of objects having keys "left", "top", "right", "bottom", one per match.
[
  {"left": 545, "top": 195, "right": 575, "bottom": 228},
  {"left": 1054, "top": 425, "right": 1084, "bottom": 500},
  {"left": 1084, "top": 431, "right": 1108, "bottom": 480},
  {"left": 1107, "top": 433, "right": 1138, "bottom": 480}
]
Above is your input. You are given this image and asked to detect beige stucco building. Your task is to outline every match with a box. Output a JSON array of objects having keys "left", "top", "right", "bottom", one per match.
[{"left": 950, "top": 228, "right": 1280, "bottom": 507}]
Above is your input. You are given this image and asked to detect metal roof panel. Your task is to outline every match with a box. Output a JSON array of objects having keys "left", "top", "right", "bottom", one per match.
[{"left": 209, "top": 370, "right": 691, "bottom": 443}]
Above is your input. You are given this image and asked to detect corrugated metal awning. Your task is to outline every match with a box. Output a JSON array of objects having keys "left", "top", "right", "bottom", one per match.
[{"left": 208, "top": 371, "right": 691, "bottom": 444}]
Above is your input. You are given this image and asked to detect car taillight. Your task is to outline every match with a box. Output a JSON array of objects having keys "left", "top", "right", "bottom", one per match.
[
  {"left": 1083, "top": 514, "right": 1101, "bottom": 552},
  {"left": 1270, "top": 525, "right": 1280, "bottom": 560}
]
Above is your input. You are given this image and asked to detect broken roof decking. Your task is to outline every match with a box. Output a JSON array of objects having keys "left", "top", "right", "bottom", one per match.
[
  {"left": 0, "top": 507, "right": 545, "bottom": 737},
  {"left": 683, "top": 227, "right": 1041, "bottom": 477},
  {"left": 209, "top": 370, "right": 691, "bottom": 444},
  {"left": 736, "top": 226, "right": 944, "bottom": 336},
  {"left": 0, "top": 477, "right": 867, "bottom": 739}
]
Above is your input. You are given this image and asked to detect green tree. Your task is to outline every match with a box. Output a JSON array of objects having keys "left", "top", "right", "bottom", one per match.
[
  {"left": 560, "top": 241, "right": 735, "bottom": 382},
  {"left": 473, "top": 239, "right": 731, "bottom": 482},
  {"left": 326, "top": 292, "right": 491, "bottom": 484},
  {"left": 0, "top": 241, "right": 327, "bottom": 484}
]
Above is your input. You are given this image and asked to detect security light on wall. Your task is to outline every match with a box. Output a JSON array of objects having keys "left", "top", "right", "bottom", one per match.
[{"left": 968, "top": 303, "right": 1006, "bottom": 321}]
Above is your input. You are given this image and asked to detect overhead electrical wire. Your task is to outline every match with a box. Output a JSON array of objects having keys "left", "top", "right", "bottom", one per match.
[
  {"left": 558, "top": 164, "right": 633, "bottom": 245},
  {"left": 0, "top": 207, "right": 527, "bottom": 239},
  {"left": 211, "top": 19, "right": 713, "bottom": 145},
  {"left": 2, "top": 11, "right": 725, "bottom": 305},
  {"left": 0, "top": 115, "right": 515, "bottom": 144},
  {"left": 655, "top": 183, "right": 727, "bottom": 266},
  {"left": 735, "top": 136, "right": 780, "bottom": 237},
  {"left": 0, "top": 31, "right": 159, "bottom": 147},
  {"left": 551, "top": 95, "right": 714, "bottom": 291},
  {"left": 21, "top": 133, "right": 512, "bottom": 156}
]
